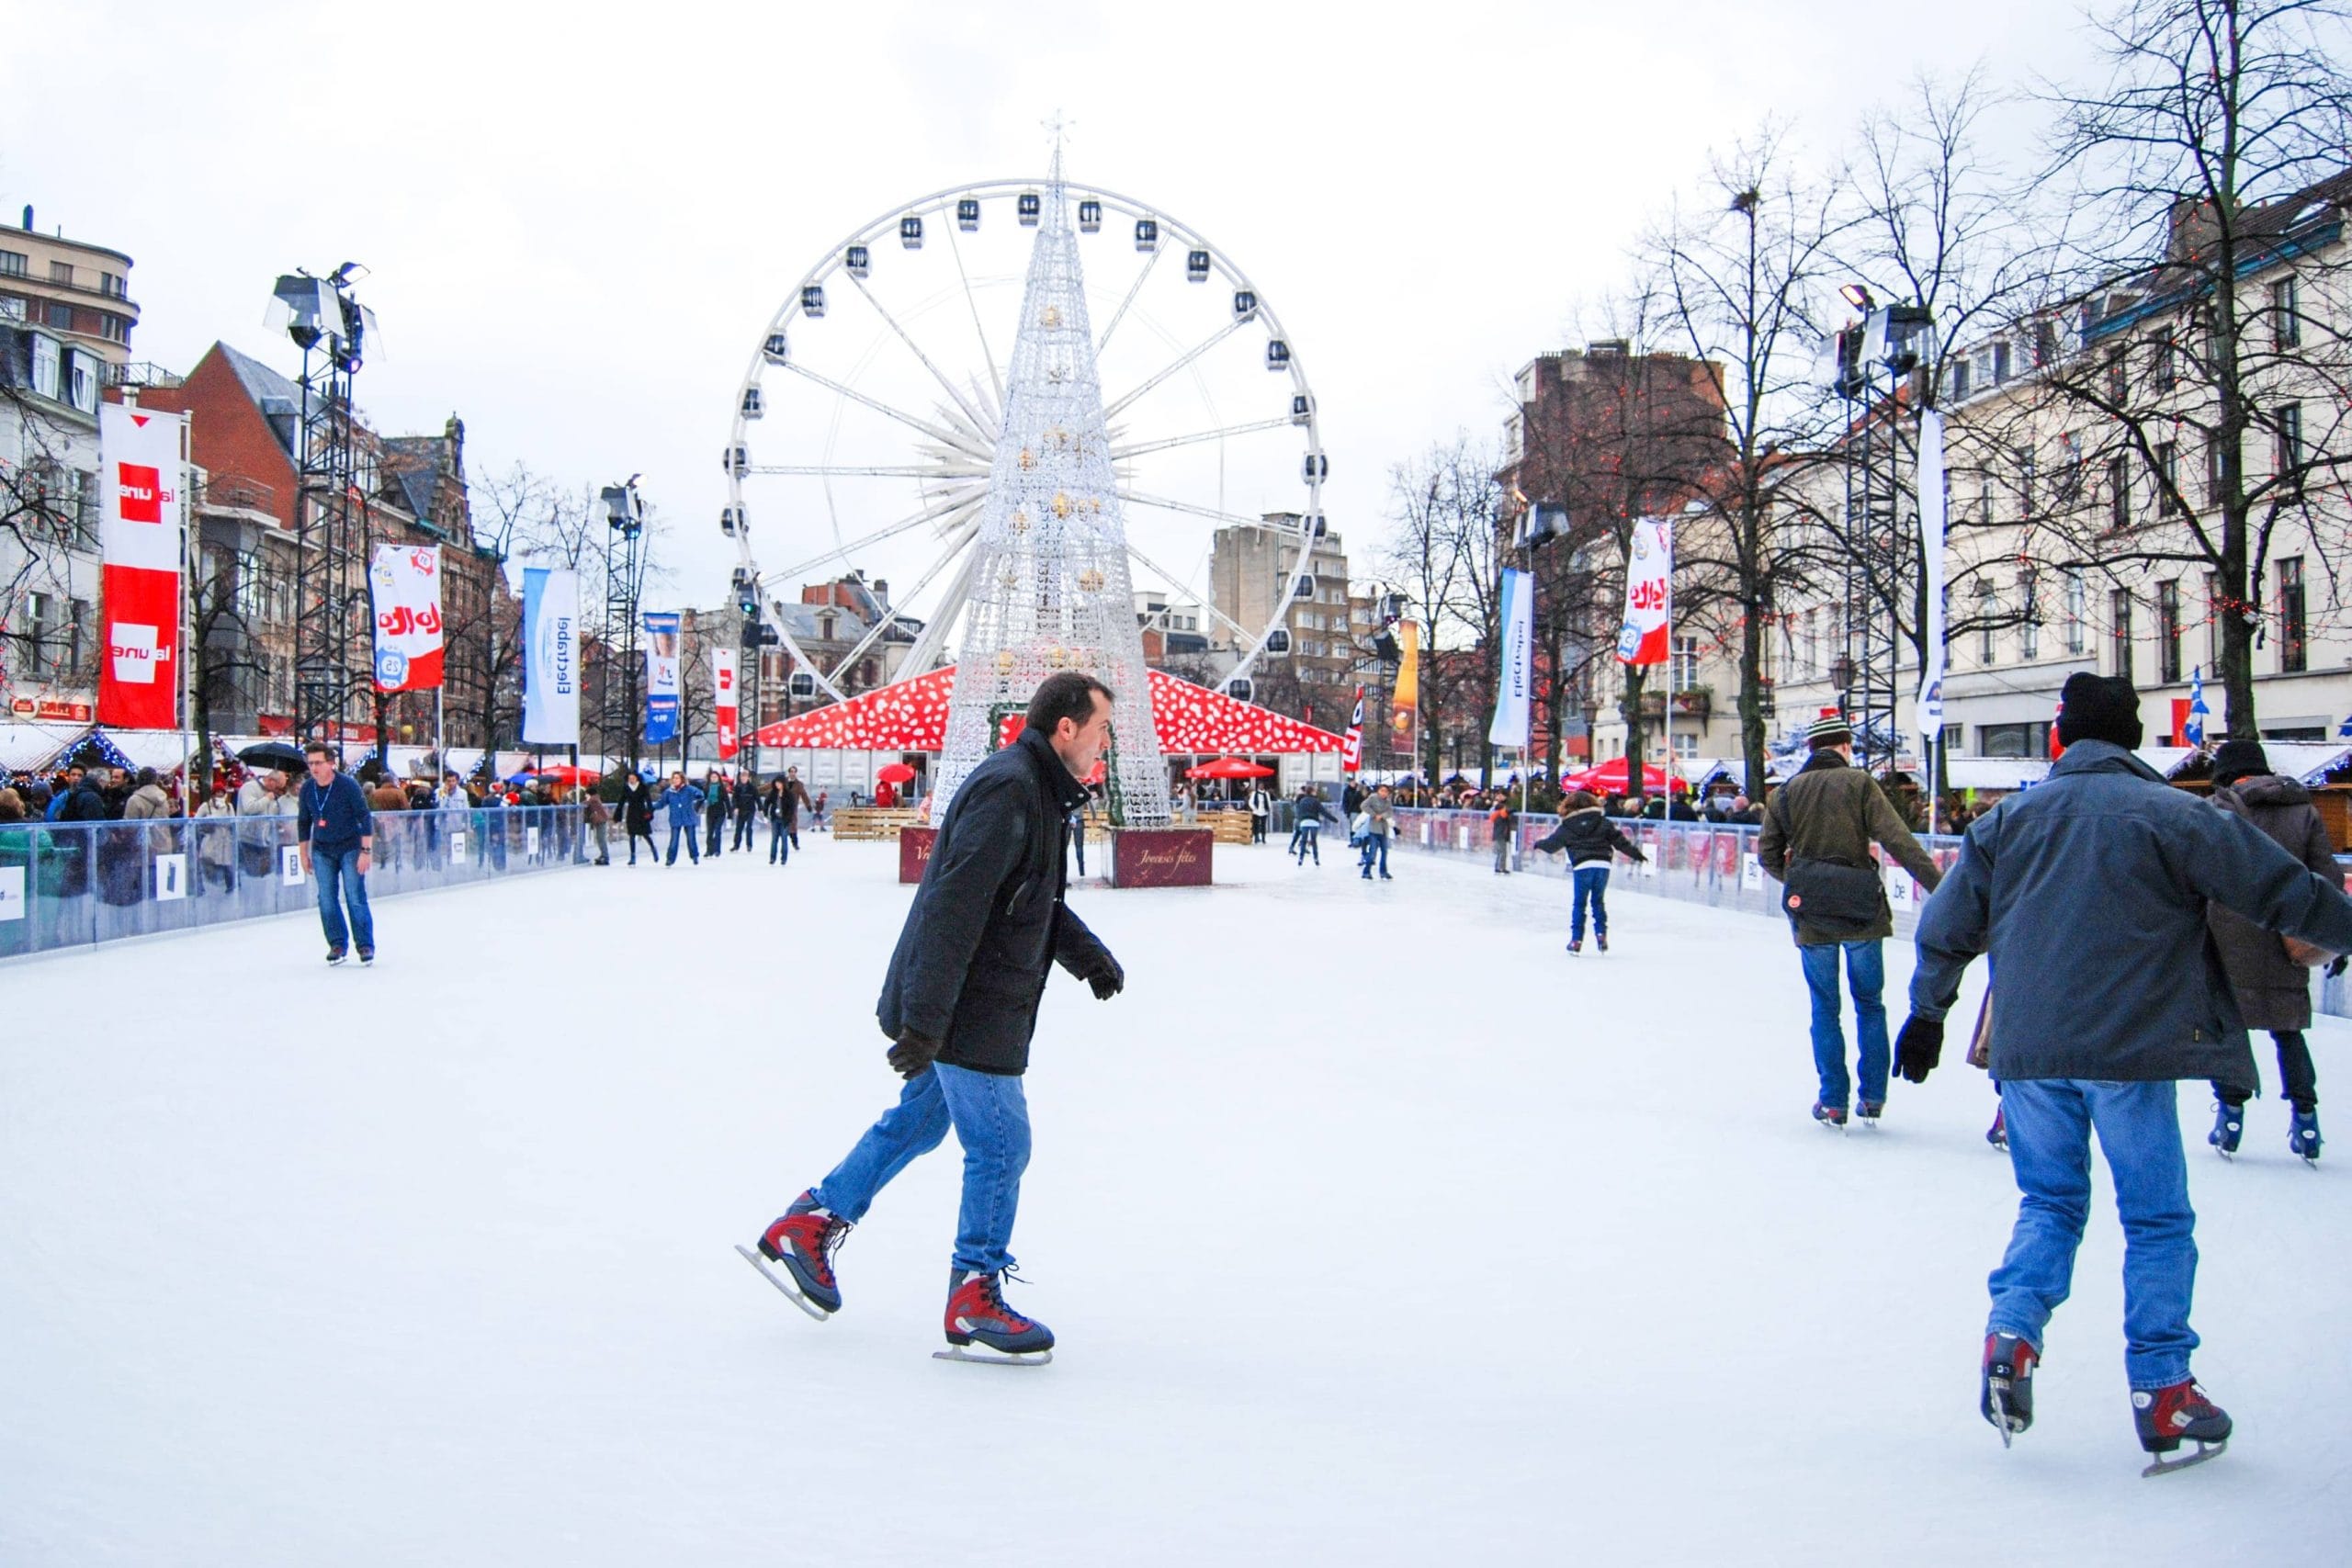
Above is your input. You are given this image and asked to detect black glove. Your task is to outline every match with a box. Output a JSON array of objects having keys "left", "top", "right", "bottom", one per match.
[
  {"left": 2328, "top": 955, "right": 2348, "bottom": 978},
  {"left": 1087, "top": 954, "right": 1125, "bottom": 1000},
  {"left": 1894, "top": 1015, "right": 1945, "bottom": 1085},
  {"left": 886, "top": 1029, "right": 939, "bottom": 1080}
]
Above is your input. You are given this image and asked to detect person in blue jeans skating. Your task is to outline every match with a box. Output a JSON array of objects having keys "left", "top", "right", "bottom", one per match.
[
  {"left": 745, "top": 672, "right": 1125, "bottom": 1363},
  {"left": 297, "top": 741, "right": 376, "bottom": 965},
  {"left": 1896, "top": 672, "right": 2352, "bottom": 1472},
  {"left": 657, "top": 772, "right": 701, "bottom": 864},
  {"left": 1532, "top": 789, "right": 1646, "bottom": 953},
  {"left": 1756, "top": 707, "right": 1943, "bottom": 1127}
]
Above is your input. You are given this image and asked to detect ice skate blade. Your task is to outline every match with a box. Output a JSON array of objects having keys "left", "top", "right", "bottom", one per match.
[
  {"left": 933, "top": 1344, "right": 1053, "bottom": 1368},
  {"left": 734, "top": 1244, "right": 830, "bottom": 1321},
  {"left": 2141, "top": 1438, "right": 2225, "bottom": 1477}
]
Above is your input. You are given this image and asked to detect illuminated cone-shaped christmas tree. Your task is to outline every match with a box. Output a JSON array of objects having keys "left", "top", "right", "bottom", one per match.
[{"left": 931, "top": 164, "right": 1171, "bottom": 827}]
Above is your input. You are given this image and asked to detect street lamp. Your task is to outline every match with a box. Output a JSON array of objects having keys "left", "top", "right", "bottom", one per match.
[{"left": 601, "top": 476, "right": 648, "bottom": 774}]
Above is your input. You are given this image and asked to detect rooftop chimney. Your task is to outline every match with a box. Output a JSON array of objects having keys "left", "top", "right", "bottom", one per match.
[{"left": 19, "top": 206, "right": 30, "bottom": 232}]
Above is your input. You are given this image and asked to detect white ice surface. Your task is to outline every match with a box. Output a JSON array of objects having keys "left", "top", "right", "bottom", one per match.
[{"left": 3, "top": 840, "right": 2348, "bottom": 1565}]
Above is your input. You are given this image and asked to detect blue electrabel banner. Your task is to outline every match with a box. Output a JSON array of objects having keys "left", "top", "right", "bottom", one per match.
[
  {"left": 643, "top": 611, "right": 681, "bottom": 744},
  {"left": 520, "top": 567, "right": 580, "bottom": 746}
]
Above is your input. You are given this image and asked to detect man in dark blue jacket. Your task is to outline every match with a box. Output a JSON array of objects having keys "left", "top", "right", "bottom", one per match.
[
  {"left": 1897, "top": 673, "right": 2352, "bottom": 1471},
  {"left": 297, "top": 741, "right": 377, "bottom": 965},
  {"left": 747, "top": 672, "right": 1124, "bottom": 1364}
]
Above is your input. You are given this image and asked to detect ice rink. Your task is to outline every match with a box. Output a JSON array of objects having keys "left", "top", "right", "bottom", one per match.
[{"left": 4, "top": 834, "right": 2347, "bottom": 1564}]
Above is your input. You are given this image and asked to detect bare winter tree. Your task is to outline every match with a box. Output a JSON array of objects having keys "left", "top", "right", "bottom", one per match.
[
  {"left": 1996, "top": 0, "right": 2352, "bottom": 737},
  {"left": 1840, "top": 71, "right": 2055, "bottom": 716},
  {"left": 1385, "top": 434, "right": 1503, "bottom": 783},
  {"left": 0, "top": 381, "right": 96, "bottom": 704},
  {"left": 1647, "top": 127, "right": 1852, "bottom": 795}
]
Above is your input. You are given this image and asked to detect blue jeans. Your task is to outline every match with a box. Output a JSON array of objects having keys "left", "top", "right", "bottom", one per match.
[
  {"left": 1799, "top": 939, "right": 1888, "bottom": 1107},
  {"left": 1989, "top": 1078, "right": 2199, "bottom": 1390},
  {"left": 769, "top": 820, "right": 791, "bottom": 864},
  {"left": 1571, "top": 865, "right": 1611, "bottom": 941},
  {"left": 1295, "top": 826, "right": 1319, "bottom": 863},
  {"left": 311, "top": 845, "right": 375, "bottom": 953},
  {"left": 813, "top": 1062, "right": 1032, "bottom": 1276},
  {"left": 666, "top": 823, "right": 699, "bottom": 864},
  {"left": 1360, "top": 835, "right": 1389, "bottom": 876}
]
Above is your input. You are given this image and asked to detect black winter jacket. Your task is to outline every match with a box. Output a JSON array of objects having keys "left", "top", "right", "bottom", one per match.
[
  {"left": 876, "top": 726, "right": 1113, "bottom": 1076},
  {"left": 1911, "top": 740, "right": 2352, "bottom": 1082},
  {"left": 1532, "top": 807, "right": 1646, "bottom": 866},
  {"left": 622, "top": 782, "right": 655, "bottom": 834}
]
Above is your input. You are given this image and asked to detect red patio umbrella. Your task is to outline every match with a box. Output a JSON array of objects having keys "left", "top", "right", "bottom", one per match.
[
  {"left": 1184, "top": 756, "right": 1275, "bottom": 779},
  {"left": 876, "top": 761, "right": 918, "bottom": 784},
  {"left": 537, "top": 764, "right": 601, "bottom": 787},
  {"left": 1561, "top": 757, "right": 1669, "bottom": 795}
]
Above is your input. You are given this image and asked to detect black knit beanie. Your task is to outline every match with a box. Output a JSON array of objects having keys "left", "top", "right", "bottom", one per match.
[
  {"left": 2209, "top": 738, "right": 2270, "bottom": 789},
  {"left": 2055, "top": 672, "right": 2143, "bottom": 750}
]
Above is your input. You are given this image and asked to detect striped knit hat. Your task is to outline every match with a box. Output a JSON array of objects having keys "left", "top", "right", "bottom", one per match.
[{"left": 1805, "top": 706, "right": 1854, "bottom": 748}]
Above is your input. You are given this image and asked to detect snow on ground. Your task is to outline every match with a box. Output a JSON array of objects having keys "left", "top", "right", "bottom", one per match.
[{"left": 2, "top": 835, "right": 2347, "bottom": 1565}]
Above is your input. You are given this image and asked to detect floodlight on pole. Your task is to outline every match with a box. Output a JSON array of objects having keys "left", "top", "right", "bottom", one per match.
[{"left": 1839, "top": 282, "right": 1875, "bottom": 314}]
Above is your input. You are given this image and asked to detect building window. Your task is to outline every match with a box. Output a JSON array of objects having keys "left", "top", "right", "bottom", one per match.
[
  {"left": 1977, "top": 581, "right": 1999, "bottom": 665},
  {"left": 2205, "top": 438, "right": 2224, "bottom": 504},
  {"left": 2020, "top": 568, "right": 2041, "bottom": 660},
  {"left": 98, "top": 312, "right": 128, "bottom": 344},
  {"left": 1939, "top": 723, "right": 1962, "bottom": 755},
  {"left": 2205, "top": 571, "right": 2222, "bottom": 668},
  {"left": 2278, "top": 557, "right": 2307, "bottom": 673},
  {"left": 1950, "top": 356, "right": 1972, "bottom": 401},
  {"left": 46, "top": 302, "right": 71, "bottom": 331},
  {"left": 101, "top": 272, "right": 125, "bottom": 299},
  {"left": 66, "top": 350, "right": 96, "bottom": 413},
  {"left": 66, "top": 599, "right": 92, "bottom": 678},
  {"left": 30, "top": 333, "right": 59, "bottom": 399},
  {"left": 2157, "top": 580, "right": 2181, "bottom": 684},
  {"left": 2276, "top": 401, "right": 2303, "bottom": 479},
  {"left": 2064, "top": 570, "right": 2086, "bottom": 654},
  {"left": 2108, "top": 456, "right": 2129, "bottom": 531},
  {"left": 2151, "top": 327, "right": 2176, "bottom": 390},
  {"left": 2106, "top": 347, "right": 2129, "bottom": 403},
  {"left": 2154, "top": 440, "right": 2178, "bottom": 508},
  {"left": 1672, "top": 732, "right": 1698, "bottom": 761},
  {"left": 2271, "top": 276, "right": 2301, "bottom": 349},
  {"left": 0, "top": 249, "right": 27, "bottom": 277},
  {"left": 1992, "top": 341, "right": 2011, "bottom": 383},
  {"left": 1670, "top": 635, "right": 1701, "bottom": 690},
  {"left": 2110, "top": 589, "right": 2133, "bottom": 682},
  {"left": 49, "top": 260, "right": 73, "bottom": 285},
  {"left": 1979, "top": 721, "right": 2051, "bottom": 759}
]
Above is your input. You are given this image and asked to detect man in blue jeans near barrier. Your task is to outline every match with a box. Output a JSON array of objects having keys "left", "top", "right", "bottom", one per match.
[
  {"left": 740, "top": 672, "right": 1125, "bottom": 1365},
  {"left": 1757, "top": 707, "right": 1942, "bottom": 1127},
  {"left": 1896, "top": 672, "right": 2352, "bottom": 1473},
  {"left": 297, "top": 742, "right": 376, "bottom": 966}
]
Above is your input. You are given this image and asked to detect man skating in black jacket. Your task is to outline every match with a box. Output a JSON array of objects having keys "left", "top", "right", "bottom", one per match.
[{"left": 744, "top": 672, "right": 1125, "bottom": 1363}]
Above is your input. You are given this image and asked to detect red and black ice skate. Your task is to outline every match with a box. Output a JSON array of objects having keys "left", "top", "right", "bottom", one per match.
[
  {"left": 735, "top": 1190, "right": 850, "bottom": 1320},
  {"left": 1981, "top": 1333, "right": 2037, "bottom": 1447},
  {"left": 936, "top": 1268, "right": 1055, "bottom": 1367},
  {"left": 2133, "top": 1379, "right": 2230, "bottom": 1476}
]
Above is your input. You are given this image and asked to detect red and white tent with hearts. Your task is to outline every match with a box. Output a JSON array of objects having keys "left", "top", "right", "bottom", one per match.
[{"left": 752, "top": 666, "right": 1344, "bottom": 756}]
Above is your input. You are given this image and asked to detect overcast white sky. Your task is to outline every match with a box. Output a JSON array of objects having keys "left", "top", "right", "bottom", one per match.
[{"left": 3, "top": 0, "right": 2100, "bottom": 609}]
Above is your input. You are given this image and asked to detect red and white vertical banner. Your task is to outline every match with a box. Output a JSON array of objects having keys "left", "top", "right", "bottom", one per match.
[
  {"left": 368, "top": 544, "right": 445, "bottom": 693},
  {"left": 97, "top": 403, "right": 187, "bottom": 729},
  {"left": 1340, "top": 685, "right": 1364, "bottom": 773},
  {"left": 713, "top": 649, "right": 739, "bottom": 760},
  {"left": 1615, "top": 515, "right": 1673, "bottom": 667}
]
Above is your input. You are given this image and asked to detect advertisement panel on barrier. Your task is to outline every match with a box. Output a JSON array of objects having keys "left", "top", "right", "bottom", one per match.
[
  {"left": 643, "top": 612, "right": 681, "bottom": 745},
  {"left": 154, "top": 853, "right": 187, "bottom": 901},
  {"left": 713, "top": 649, "right": 739, "bottom": 760},
  {"left": 0, "top": 866, "right": 22, "bottom": 921},
  {"left": 97, "top": 403, "right": 187, "bottom": 730},
  {"left": 521, "top": 567, "right": 581, "bottom": 746},
  {"left": 369, "top": 544, "right": 445, "bottom": 693},
  {"left": 280, "top": 846, "right": 306, "bottom": 886}
]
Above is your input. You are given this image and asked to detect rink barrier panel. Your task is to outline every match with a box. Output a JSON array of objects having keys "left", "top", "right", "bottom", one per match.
[
  {"left": 1392, "top": 808, "right": 2352, "bottom": 1022},
  {"left": 0, "top": 806, "right": 590, "bottom": 963}
]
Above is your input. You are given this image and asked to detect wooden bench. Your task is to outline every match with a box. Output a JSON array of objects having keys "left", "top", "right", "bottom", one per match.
[
  {"left": 1204, "top": 811, "right": 1256, "bottom": 845},
  {"left": 832, "top": 807, "right": 923, "bottom": 841}
]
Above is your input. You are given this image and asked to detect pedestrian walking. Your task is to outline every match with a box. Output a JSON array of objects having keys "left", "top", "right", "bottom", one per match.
[
  {"left": 1293, "top": 785, "right": 1329, "bottom": 864},
  {"left": 1358, "top": 784, "right": 1394, "bottom": 880},
  {"left": 704, "top": 772, "right": 730, "bottom": 858},
  {"left": 2196, "top": 739, "right": 2339, "bottom": 1161},
  {"left": 1755, "top": 707, "right": 1943, "bottom": 1128},
  {"left": 742, "top": 672, "right": 1125, "bottom": 1365},
  {"left": 583, "top": 790, "right": 613, "bottom": 866},
  {"left": 192, "top": 780, "right": 239, "bottom": 895},
  {"left": 1249, "top": 784, "right": 1270, "bottom": 844},
  {"left": 1896, "top": 673, "right": 2352, "bottom": 1472},
  {"left": 621, "top": 770, "right": 656, "bottom": 864},
  {"left": 1532, "top": 790, "right": 1647, "bottom": 953},
  {"left": 732, "top": 773, "right": 760, "bottom": 852},
  {"left": 297, "top": 741, "right": 377, "bottom": 966},
  {"left": 661, "top": 772, "right": 703, "bottom": 865},
  {"left": 1489, "top": 795, "right": 1517, "bottom": 874}
]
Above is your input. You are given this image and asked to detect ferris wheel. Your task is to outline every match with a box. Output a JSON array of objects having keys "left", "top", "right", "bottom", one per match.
[{"left": 719, "top": 177, "right": 1326, "bottom": 705}]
